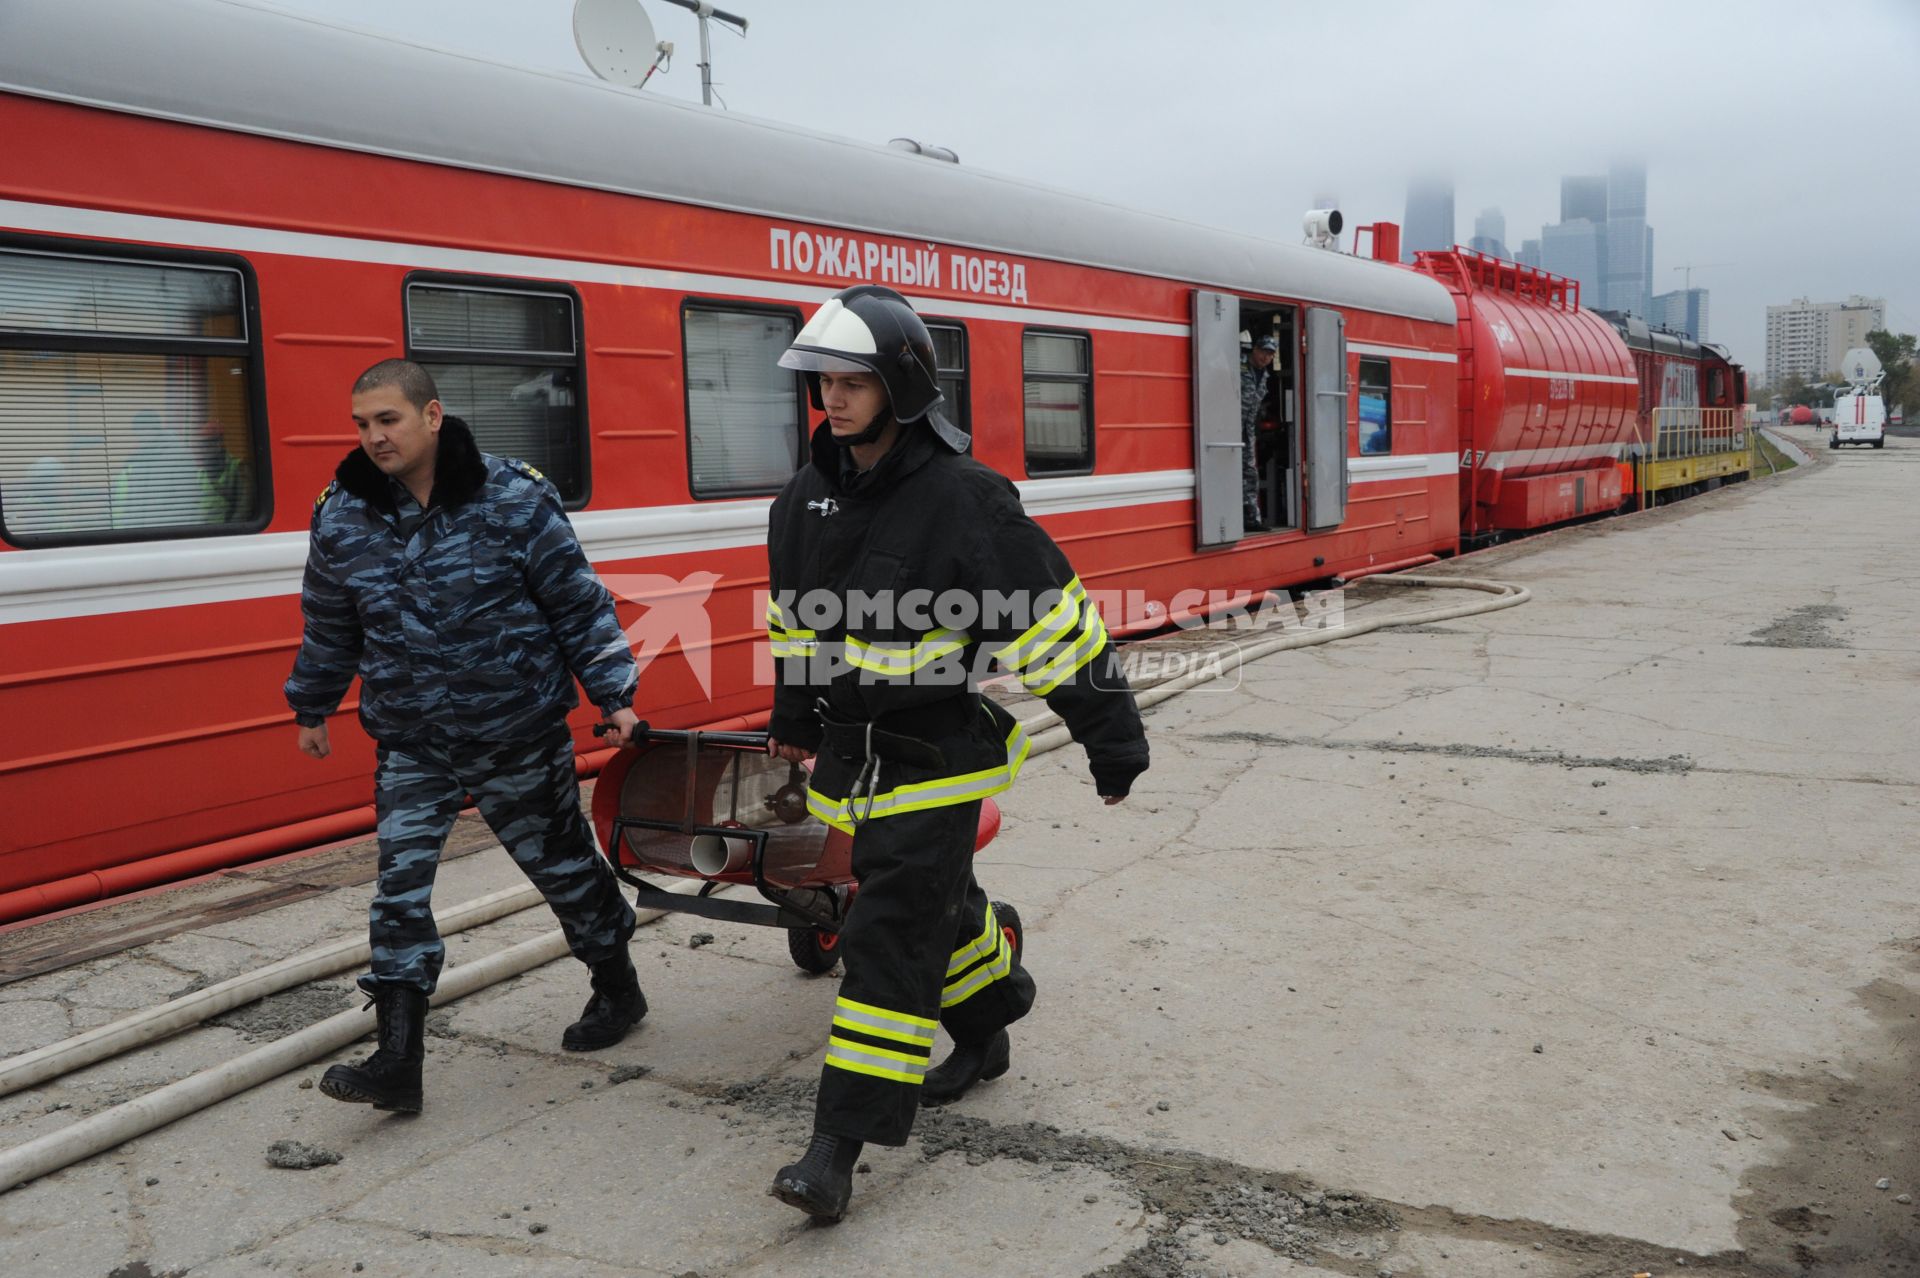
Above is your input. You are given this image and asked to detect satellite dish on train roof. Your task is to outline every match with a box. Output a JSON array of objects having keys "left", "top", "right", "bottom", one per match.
[{"left": 573, "top": 0, "right": 659, "bottom": 87}]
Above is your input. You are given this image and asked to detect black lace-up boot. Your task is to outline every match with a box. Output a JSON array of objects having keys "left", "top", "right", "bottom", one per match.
[
  {"left": 922, "top": 1027, "right": 1011, "bottom": 1103},
  {"left": 770, "top": 1129, "right": 863, "bottom": 1222},
  {"left": 319, "top": 985, "right": 428, "bottom": 1113},
  {"left": 561, "top": 947, "right": 647, "bottom": 1051}
]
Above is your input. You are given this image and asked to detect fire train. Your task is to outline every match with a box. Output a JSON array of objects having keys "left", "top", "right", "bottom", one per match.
[{"left": 0, "top": 0, "right": 1749, "bottom": 922}]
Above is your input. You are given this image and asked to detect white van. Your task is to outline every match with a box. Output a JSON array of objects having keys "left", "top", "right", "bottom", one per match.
[{"left": 1831, "top": 349, "right": 1888, "bottom": 449}]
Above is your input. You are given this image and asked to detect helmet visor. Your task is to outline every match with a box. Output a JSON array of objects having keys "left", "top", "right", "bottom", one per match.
[{"left": 778, "top": 348, "right": 878, "bottom": 376}]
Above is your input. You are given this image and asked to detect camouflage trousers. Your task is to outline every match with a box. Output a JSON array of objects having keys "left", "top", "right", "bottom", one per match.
[
  {"left": 1242, "top": 412, "right": 1263, "bottom": 524},
  {"left": 362, "top": 725, "right": 635, "bottom": 995}
]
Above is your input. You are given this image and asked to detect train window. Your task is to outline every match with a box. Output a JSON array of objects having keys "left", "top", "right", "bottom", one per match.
[
  {"left": 1023, "top": 329, "right": 1092, "bottom": 475},
  {"left": 405, "top": 278, "right": 587, "bottom": 505},
  {"left": 682, "top": 303, "right": 807, "bottom": 497},
  {"left": 925, "top": 320, "right": 970, "bottom": 440},
  {"left": 0, "top": 242, "right": 268, "bottom": 545},
  {"left": 1358, "top": 357, "right": 1392, "bottom": 455}
]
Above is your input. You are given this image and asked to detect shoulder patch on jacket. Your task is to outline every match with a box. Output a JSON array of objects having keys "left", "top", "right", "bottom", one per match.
[
  {"left": 313, "top": 479, "right": 339, "bottom": 512},
  {"left": 507, "top": 459, "right": 546, "bottom": 483}
]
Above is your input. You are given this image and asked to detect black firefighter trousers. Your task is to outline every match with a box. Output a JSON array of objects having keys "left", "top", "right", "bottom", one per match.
[{"left": 815, "top": 798, "right": 1036, "bottom": 1146}]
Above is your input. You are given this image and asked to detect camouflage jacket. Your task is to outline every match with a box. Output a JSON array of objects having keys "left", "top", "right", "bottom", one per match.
[
  {"left": 285, "top": 417, "right": 636, "bottom": 745},
  {"left": 1240, "top": 364, "right": 1275, "bottom": 429}
]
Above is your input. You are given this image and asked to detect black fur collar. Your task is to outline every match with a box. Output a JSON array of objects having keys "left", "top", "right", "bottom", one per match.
[{"left": 334, "top": 416, "right": 487, "bottom": 514}]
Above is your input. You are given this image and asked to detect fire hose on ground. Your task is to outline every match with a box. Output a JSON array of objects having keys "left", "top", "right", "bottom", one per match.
[{"left": 0, "top": 570, "right": 1527, "bottom": 1194}]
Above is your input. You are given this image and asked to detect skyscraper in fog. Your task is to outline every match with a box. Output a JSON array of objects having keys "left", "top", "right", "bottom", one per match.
[
  {"left": 1542, "top": 219, "right": 1604, "bottom": 301},
  {"left": 1469, "top": 207, "right": 1508, "bottom": 260},
  {"left": 1604, "top": 160, "right": 1650, "bottom": 317},
  {"left": 1403, "top": 176, "right": 1455, "bottom": 263},
  {"left": 1517, "top": 239, "right": 1542, "bottom": 269},
  {"left": 1560, "top": 175, "right": 1607, "bottom": 225},
  {"left": 1651, "top": 288, "right": 1709, "bottom": 342}
]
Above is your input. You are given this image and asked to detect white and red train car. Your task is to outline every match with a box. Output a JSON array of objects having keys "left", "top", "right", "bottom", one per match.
[{"left": 0, "top": 1, "right": 1738, "bottom": 923}]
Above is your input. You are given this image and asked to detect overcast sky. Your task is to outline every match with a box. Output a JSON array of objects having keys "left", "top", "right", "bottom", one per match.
[{"left": 260, "top": 0, "right": 1920, "bottom": 378}]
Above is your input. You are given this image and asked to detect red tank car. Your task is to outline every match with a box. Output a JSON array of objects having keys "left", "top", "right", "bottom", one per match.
[{"left": 1412, "top": 250, "right": 1640, "bottom": 538}]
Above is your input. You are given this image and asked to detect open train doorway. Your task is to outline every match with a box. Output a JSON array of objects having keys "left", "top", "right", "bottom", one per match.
[
  {"left": 1190, "top": 291, "right": 1299, "bottom": 547},
  {"left": 1240, "top": 303, "right": 1299, "bottom": 533}
]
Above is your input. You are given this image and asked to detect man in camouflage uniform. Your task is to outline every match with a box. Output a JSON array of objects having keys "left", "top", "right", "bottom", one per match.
[
  {"left": 286, "top": 359, "right": 646, "bottom": 1115},
  {"left": 1241, "top": 334, "right": 1279, "bottom": 529}
]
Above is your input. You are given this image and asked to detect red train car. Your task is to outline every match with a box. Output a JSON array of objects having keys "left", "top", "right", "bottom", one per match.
[
  {"left": 0, "top": 0, "right": 1469, "bottom": 919},
  {"left": 1410, "top": 250, "right": 1641, "bottom": 538}
]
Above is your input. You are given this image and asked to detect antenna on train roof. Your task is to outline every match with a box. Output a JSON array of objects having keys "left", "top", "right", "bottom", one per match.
[
  {"left": 659, "top": 0, "right": 750, "bottom": 108},
  {"left": 573, "top": 0, "right": 673, "bottom": 89}
]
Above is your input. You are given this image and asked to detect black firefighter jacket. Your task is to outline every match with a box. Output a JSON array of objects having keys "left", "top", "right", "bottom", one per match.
[{"left": 766, "top": 420, "right": 1149, "bottom": 832}]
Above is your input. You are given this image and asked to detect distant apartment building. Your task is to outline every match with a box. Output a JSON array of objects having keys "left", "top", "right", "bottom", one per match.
[
  {"left": 1764, "top": 296, "right": 1887, "bottom": 386},
  {"left": 1516, "top": 238, "right": 1542, "bottom": 269},
  {"left": 1402, "top": 176, "right": 1455, "bottom": 262},
  {"left": 1468, "top": 206, "right": 1508, "bottom": 260},
  {"left": 1651, "top": 288, "right": 1709, "bottom": 342}
]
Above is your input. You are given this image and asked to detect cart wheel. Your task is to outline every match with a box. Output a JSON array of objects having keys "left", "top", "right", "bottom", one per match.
[
  {"left": 991, "top": 900, "right": 1023, "bottom": 965},
  {"left": 788, "top": 926, "right": 841, "bottom": 974}
]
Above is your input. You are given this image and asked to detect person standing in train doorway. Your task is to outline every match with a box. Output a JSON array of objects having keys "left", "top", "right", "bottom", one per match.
[
  {"left": 762, "top": 285, "right": 1150, "bottom": 1221},
  {"left": 1241, "top": 333, "right": 1280, "bottom": 528},
  {"left": 284, "top": 358, "right": 647, "bottom": 1116}
]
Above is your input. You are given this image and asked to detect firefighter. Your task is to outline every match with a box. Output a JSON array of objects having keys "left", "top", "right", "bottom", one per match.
[
  {"left": 285, "top": 359, "right": 647, "bottom": 1115},
  {"left": 763, "top": 285, "right": 1150, "bottom": 1220}
]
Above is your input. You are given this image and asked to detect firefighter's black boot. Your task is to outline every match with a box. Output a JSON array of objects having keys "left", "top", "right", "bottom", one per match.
[
  {"left": 561, "top": 947, "right": 647, "bottom": 1051},
  {"left": 922, "top": 1027, "right": 1011, "bottom": 1103},
  {"left": 319, "top": 985, "right": 427, "bottom": 1113},
  {"left": 770, "top": 1130, "right": 862, "bottom": 1223}
]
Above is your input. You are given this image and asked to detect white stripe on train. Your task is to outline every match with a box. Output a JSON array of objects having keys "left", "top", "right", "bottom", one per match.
[{"left": 0, "top": 461, "right": 1473, "bottom": 624}]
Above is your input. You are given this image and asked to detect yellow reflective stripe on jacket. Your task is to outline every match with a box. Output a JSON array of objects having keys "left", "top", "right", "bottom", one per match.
[
  {"left": 989, "top": 577, "right": 1086, "bottom": 672},
  {"left": 844, "top": 628, "right": 971, "bottom": 676},
  {"left": 825, "top": 1036, "right": 929, "bottom": 1084},
  {"left": 1024, "top": 608, "right": 1109, "bottom": 696},
  {"left": 831, "top": 995, "right": 936, "bottom": 1048},
  {"left": 806, "top": 716, "right": 1032, "bottom": 834},
  {"left": 943, "top": 930, "right": 1014, "bottom": 1008},
  {"left": 946, "top": 902, "right": 1000, "bottom": 977},
  {"left": 765, "top": 599, "right": 817, "bottom": 655}
]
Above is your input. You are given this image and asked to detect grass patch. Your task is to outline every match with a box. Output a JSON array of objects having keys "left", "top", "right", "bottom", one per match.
[{"left": 1753, "top": 432, "right": 1799, "bottom": 475}]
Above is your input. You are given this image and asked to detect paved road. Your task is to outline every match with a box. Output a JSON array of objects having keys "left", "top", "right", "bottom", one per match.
[{"left": 2, "top": 432, "right": 1915, "bottom": 1277}]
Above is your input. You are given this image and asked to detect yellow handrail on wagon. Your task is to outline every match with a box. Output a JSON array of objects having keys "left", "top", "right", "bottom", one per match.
[{"left": 1638, "top": 406, "right": 1750, "bottom": 500}]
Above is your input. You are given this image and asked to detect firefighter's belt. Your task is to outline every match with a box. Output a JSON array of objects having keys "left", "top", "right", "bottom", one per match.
[{"left": 814, "top": 701, "right": 948, "bottom": 771}]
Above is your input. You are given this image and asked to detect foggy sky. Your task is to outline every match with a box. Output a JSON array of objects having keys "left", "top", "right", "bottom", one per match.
[{"left": 259, "top": 0, "right": 1920, "bottom": 377}]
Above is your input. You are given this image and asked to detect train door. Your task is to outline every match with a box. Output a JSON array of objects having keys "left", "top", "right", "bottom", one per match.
[
  {"left": 1190, "top": 292, "right": 1302, "bottom": 546},
  {"left": 1191, "top": 290, "right": 1245, "bottom": 547},
  {"left": 1303, "top": 306, "right": 1348, "bottom": 530}
]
